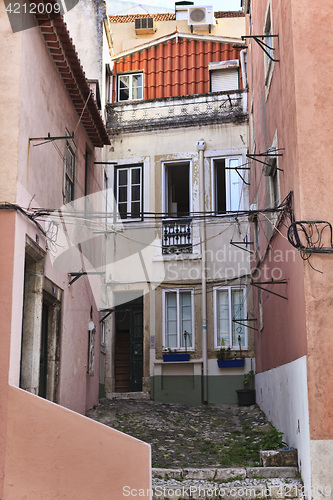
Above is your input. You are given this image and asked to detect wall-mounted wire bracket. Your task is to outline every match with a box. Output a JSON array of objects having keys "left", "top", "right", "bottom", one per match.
[
  {"left": 247, "top": 149, "right": 284, "bottom": 172},
  {"left": 232, "top": 318, "right": 258, "bottom": 331},
  {"left": 287, "top": 220, "right": 333, "bottom": 254},
  {"left": 241, "top": 35, "right": 279, "bottom": 62},
  {"left": 99, "top": 309, "right": 114, "bottom": 322},
  {"left": 230, "top": 240, "right": 254, "bottom": 254},
  {"left": 30, "top": 133, "right": 74, "bottom": 142},
  {"left": 68, "top": 271, "right": 104, "bottom": 286},
  {"left": 251, "top": 280, "right": 288, "bottom": 300},
  {"left": 225, "top": 164, "right": 250, "bottom": 185},
  {"left": 93, "top": 162, "right": 118, "bottom": 165}
]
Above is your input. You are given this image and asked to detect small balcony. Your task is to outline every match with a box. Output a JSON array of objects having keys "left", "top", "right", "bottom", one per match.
[
  {"left": 162, "top": 219, "right": 192, "bottom": 255},
  {"left": 106, "top": 89, "right": 247, "bottom": 134}
]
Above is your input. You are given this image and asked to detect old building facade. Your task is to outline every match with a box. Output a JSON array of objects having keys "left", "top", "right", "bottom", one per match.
[{"left": 103, "top": 7, "right": 253, "bottom": 405}]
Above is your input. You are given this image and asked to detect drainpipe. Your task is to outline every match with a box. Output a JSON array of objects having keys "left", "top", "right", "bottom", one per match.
[
  {"left": 240, "top": 49, "right": 248, "bottom": 114},
  {"left": 196, "top": 140, "right": 208, "bottom": 404}
]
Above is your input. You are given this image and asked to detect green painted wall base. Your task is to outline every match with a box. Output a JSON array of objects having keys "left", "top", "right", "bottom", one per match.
[
  {"left": 151, "top": 375, "right": 244, "bottom": 405},
  {"left": 99, "top": 383, "right": 106, "bottom": 399}
]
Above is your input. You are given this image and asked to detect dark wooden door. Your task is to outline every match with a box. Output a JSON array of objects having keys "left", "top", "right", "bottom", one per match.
[
  {"left": 115, "top": 298, "right": 143, "bottom": 392},
  {"left": 130, "top": 308, "right": 143, "bottom": 392}
]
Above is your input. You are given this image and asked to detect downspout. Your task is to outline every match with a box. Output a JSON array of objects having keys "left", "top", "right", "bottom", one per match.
[
  {"left": 240, "top": 49, "right": 248, "bottom": 114},
  {"left": 196, "top": 140, "right": 208, "bottom": 403}
]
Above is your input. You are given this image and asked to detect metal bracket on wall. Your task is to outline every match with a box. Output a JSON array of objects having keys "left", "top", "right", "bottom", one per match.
[
  {"left": 230, "top": 240, "right": 254, "bottom": 254},
  {"left": 232, "top": 318, "right": 258, "bottom": 331},
  {"left": 30, "top": 133, "right": 74, "bottom": 142},
  {"left": 246, "top": 149, "right": 284, "bottom": 171},
  {"left": 225, "top": 164, "right": 250, "bottom": 185},
  {"left": 251, "top": 280, "right": 288, "bottom": 300},
  {"left": 68, "top": 271, "right": 105, "bottom": 286},
  {"left": 241, "top": 35, "right": 279, "bottom": 62},
  {"left": 99, "top": 309, "right": 114, "bottom": 322}
]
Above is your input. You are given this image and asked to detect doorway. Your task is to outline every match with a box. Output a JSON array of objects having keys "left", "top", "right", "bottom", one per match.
[{"left": 114, "top": 297, "right": 143, "bottom": 392}]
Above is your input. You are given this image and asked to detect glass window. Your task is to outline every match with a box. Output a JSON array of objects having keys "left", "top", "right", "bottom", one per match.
[
  {"left": 164, "top": 290, "right": 194, "bottom": 350},
  {"left": 213, "top": 157, "right": 243, "bottom": 213},
  {"left": 118, "top": 73, "right": 143, "bottom": 101},
  {"left": 64, "top": 142, "right": 75, "bottom": 203},
  {"left": 215, "top": 287, "right": 246, "bottom": 349},
  {"left": 116, "top": 165, "right": 142, "bottom": 220}
]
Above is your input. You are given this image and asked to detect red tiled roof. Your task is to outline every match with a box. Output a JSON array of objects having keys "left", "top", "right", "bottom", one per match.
[
  {"left": 109, "top": 11, "right": 244, "bottom": 23},
  {"left": 113, "top": 36, "right": 243, "bottom": 100},
  {"left": 33, "top": 10, "right": 110, "bottom": 147}
]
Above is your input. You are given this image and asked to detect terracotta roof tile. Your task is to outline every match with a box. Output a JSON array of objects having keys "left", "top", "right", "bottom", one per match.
[{"left": 109, "top": 11, "right": 244, "bottom": 23}]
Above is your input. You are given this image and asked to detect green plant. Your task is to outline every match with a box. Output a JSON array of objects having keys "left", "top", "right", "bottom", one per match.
[
  {"left": 216, "top": 346, "right": 232, "bottom": 361},
  {"left": 261, "top": 428, "right": 287, "bottom": 450},
  {"left": 243, "top": 370, "right": 254, "bottom": 388}
]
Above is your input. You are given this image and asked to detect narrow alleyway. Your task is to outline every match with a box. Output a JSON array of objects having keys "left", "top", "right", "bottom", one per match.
[
  {"left": 86, "top": 398, "right": 303, "bottom": 499},
  {"left": 86, "top": 398, "right": 271, "bottom": 468}
]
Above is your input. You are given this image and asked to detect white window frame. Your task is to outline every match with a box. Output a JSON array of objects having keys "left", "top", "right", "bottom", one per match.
[
  {"left": 162, "top": 289, "right": 195, "bottom": 351},
  {"left": 162, "top": 160, "right": 193, "bottom": 216},
  {"left": 116, "top": 164, "right": 143, "bottom": 221},
  {"left": 211, "top": 156, "right": 244, "bottom": 213},
  {"left": 214, "top": 286, "right": 247, "bottom": 350},
  {"left": 64, "top": 142, "right": 75, "bottom": 204},
  {"left": 209, "top": 60, "right": 240, "bottom": 92},
  {"left": 117, "top": 72, "right": 143, "bottom": 102}
]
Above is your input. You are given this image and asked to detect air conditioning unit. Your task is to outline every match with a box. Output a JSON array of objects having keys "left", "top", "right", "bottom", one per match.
[
  {"left": 188, "top": 6, "right": 215, "bottom": 29},
  {"left": 135, "top": 17, "right": 155, "bottom": 34}
]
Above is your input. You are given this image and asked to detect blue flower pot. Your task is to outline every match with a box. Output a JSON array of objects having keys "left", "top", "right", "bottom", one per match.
[
  {"left": 217, "top": 358, "right": 245, "bottom": 368},
  {"left": 163, "top": 353, "right": 190, "bottom": 362}
]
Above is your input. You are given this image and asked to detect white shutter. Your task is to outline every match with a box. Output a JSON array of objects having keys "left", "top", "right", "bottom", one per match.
[{"left": 211, "top": 68, "right": 239, "bottom": 92}]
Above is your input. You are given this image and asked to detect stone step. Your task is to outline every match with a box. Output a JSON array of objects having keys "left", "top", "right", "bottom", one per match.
[
  {"left": 152, "top": 466, "right": 300, "bottom": 480},
  {"left": 152, "top": 468, "right": 303, "bottom": 500}
]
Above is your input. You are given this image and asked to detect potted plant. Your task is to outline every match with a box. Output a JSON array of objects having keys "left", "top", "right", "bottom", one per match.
[
  {"left": 216, "top": 347, "right": 245, "bottom": 368},
  {"left": 162, "top": 347, "right": 190, "bottom": 362},
  {"left": 236, "top": 370, "right": 256, "bottom": 405}
]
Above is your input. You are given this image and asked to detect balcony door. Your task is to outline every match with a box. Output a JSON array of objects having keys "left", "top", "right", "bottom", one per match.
[{"left": 163, "top": 161, "right": 191, "bottom": 217}]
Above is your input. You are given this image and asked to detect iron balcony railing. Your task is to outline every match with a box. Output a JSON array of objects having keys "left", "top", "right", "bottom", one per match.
[{"left": 162, "top": 219, "right": 192, "bottom": 254}]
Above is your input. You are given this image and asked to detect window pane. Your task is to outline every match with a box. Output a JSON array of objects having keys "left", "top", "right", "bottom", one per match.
[
  {"left": 118, "top": 186, "right": 127, "bottom": 203},
  {"left": 131, "top": 168, "right": 141, "bottom": 185},
  {"left": 119, "top": 76, "right": 129, "bottom": 101},
  {"left": 132, "top": 74, "right": 143, "bottom": 100},
  {"left": 118, "top": 202, "right": 127, "bottom": 219},
  {"left": 131, "top": 185, "right": 140, "bottom": 202},
  {"left": 217, "top": 290, "right": 230, "bottom": 347},
  {"left": 131, "top": 201, "right": 140, "bottom": 218},
  {"left": 118, "top": 170, "right": 127, "bottom": 186},
  {"left": 166, "top": 293, "right": 177, "bottom": 348},
  {"left": 215, "top": 159, "right": 226, "bottom": 213},
  {"left": 180, "top": 292, "right": 192, "bottom": 348},
  {"left": 229, "top": 159, "right": 241, "bottom": 211},
  {"left": 232, "top": 289, "right": 245, "bottom": 347}
]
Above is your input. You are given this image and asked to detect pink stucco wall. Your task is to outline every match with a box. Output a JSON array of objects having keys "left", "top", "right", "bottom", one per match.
[
  {"left": 248, "top": 0, "right": 307, "bottom": 373},
  {"left": 0, "top": 212, "right": 16, "bottom": 497},
  {"left": 4, "top": 386, "right": 151, "bottom": 499},
  {"left": 248, "top": 0, "right": 333, "bottom": 441}
]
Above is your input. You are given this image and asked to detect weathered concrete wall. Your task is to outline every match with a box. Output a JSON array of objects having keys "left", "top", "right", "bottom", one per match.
[
  {"left": 255, "top": 357, "right": 311, "bottom": 497},
  {"left": 110, "top": 16, "right": 246, "bottom": 54},
  {"left": 0, "top": 4, "right": 22, "bottom": 203}
]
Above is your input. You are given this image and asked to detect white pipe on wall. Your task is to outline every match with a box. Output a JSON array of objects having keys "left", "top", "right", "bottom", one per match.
[{"left": 196, "top": 139, "right": 208, "bottom": 403}]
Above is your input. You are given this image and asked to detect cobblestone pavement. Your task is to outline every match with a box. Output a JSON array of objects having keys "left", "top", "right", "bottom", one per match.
[{"left": 86, "top": 398, "right": 273, "bottom": 469}]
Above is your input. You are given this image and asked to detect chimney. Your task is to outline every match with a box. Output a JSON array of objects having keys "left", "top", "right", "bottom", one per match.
[{"left": 175, "top": 0, "right": 194, "bottom": 20}]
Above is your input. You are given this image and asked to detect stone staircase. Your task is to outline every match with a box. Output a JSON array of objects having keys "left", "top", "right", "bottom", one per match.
[{"left": 152, "top": 466, "right": 303, "bottom": 499}]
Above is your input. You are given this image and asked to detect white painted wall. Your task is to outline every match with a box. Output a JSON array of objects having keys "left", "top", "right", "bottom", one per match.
[{"left": 255, "top": 356, "right": 311, "bottom": 498}]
